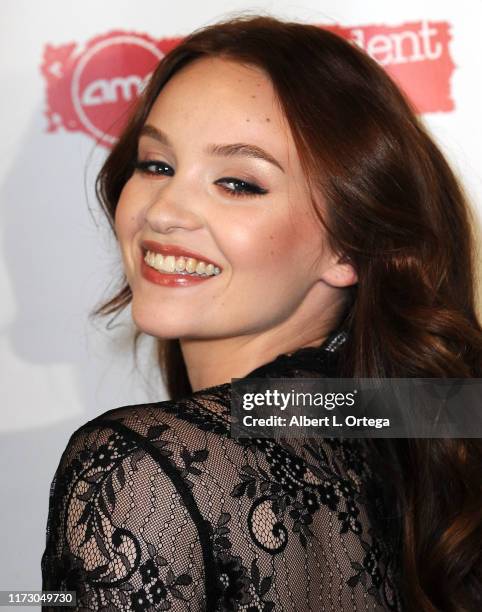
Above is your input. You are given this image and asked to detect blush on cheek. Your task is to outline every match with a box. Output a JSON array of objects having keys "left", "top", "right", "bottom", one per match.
[{"left": 268, "top": 227, "right": 301, "bottom": 262}]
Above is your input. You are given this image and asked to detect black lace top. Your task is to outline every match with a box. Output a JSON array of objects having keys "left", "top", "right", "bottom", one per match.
[{"left": 41, "top": 329, "right": 404, "bottom": 611}]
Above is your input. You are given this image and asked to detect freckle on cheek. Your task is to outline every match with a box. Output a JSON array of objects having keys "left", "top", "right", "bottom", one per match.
[{"left": 266, "top": 118, "right": 270, "bottom": 122}]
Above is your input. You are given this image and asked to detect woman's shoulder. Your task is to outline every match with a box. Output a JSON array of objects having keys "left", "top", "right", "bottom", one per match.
[
  {"left": 60, "top": 383, "right": 384, "bottom": 536},
  {"left": 92, "top": 382, "right": 233, "bottom": 434},
  {"left": 42, "top": 391, "right": 235, "bottom": 610},
  {"left": 67, "top": 386, "right": 393, "bottom": 548},
  {"left": 66, "top": 383, "right": 235, "bottom": 467},
  {"left": 65, "top": 380, "right": 378, "bottom": 492},
  {"left": 67, "top": 383, "right": 370, "bottom": 488},
  {"left": 44, "top": 386, "right": 403, "bottom": 610}
]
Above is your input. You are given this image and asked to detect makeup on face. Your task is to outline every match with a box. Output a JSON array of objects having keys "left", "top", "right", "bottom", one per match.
[{"left": 114, "top": 57, "right": 345, "bottom": 362}]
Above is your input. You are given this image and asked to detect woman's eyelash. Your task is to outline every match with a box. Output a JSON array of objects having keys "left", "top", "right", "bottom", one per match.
[
  {"left": 134, "top": 159, "right": 268, "bottom": 198},
  {"left": 134, "top": 160, "right": 174, "bottom": 176},
  {"left": 215, "top": 177, "right": 268, "bottom": 197}
]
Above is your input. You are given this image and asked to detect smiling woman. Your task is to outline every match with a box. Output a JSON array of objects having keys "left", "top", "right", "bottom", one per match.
[
  {"left": 41, "top": 14, "right": 482, "bottom": 612},
  {"left": 113, "top": 54, "right": 354, "bottom": 391}
]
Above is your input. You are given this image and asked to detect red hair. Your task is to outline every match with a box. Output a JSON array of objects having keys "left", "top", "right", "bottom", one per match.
[{"left": 91, "top": 16, "right": 482, "bottom": 610}]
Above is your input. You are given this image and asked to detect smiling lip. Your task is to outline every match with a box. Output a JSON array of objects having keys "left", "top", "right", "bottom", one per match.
[
  {"left": 140, "top": 239, "right": 222, "bottom": 269},
  {"left": 140, "top": 257, "right": 215, "bottom": 287},
  {"left": 139, "top": 240, "right": 221, "bottom": 288}
]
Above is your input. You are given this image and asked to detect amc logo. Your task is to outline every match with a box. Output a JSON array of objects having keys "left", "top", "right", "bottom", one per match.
[
  {"left": 81, "top": 73, "right": 153, "bottom": 106},
  {"left": 42, "top": 31, "right": 180, "bottom": 145}
]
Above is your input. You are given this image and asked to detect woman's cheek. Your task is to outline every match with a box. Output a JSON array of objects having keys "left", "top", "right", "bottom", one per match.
[
  {"left": 114, "top": 192, "right": 130, "bottom": 242},
  {"left": 116, "top": 187, "right": 147, "bottom": 256}
]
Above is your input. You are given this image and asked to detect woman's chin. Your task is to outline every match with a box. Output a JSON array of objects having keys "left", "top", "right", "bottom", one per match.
[
  {"left": 132, "top": 319, "right": 183, "bottom": 340},
  {"left": 130, "top": 303, "right": 205, "bottom": 340}
]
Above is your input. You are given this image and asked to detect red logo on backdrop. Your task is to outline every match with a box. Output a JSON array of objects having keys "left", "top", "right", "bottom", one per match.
[
  {"left": 41, "top": 31, "right": 180, "bottom": 145},
  {"left": 327, "top": 21, "right": 454, "bottom": 114},
  {"left": 41, "top": 21, "right": 454, "bottom": 147}
]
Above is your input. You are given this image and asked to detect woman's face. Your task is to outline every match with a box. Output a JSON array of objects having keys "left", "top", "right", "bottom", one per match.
[{"left": 115, "top": 56, "right": 354, "bottom": 343}]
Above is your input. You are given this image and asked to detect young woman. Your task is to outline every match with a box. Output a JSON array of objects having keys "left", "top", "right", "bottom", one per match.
[{"left": 41, "top": 15, "right": 482, "bottom": 612}]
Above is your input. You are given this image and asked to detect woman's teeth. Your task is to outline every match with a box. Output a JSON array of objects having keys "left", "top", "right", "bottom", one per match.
[{"left": 144, "top": 250, "right": 221, "bottom": 277}]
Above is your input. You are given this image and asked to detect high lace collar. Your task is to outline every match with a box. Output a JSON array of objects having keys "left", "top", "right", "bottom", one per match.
[
  {"left": 243, "top": 327, "right": 349, "bottom": 380},
  {"left": 189, "top": 327, "right": 350, "bottom": 400}
]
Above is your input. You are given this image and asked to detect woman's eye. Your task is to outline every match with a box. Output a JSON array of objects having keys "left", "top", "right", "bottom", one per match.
[
  {"left": 134, "top": 160, "right": 174, "bottom": 176},
  {"left": 133, "top": 162, "right": 267, "bottom": 198},
  {"left": 215, "top": 177, "right": 268, "bottom": 198}
]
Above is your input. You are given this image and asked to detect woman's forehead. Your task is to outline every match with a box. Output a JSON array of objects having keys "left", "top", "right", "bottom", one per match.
[
  {"left": 149, "top": 58, "right": 279, "bottom": 126},
  {"left": 144, "top": 57, "right": 299, "bottom": 170}
]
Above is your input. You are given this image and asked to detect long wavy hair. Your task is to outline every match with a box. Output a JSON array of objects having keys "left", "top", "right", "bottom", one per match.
[{"left": 90, "top": 15, "right": 482, "bottom": 611}]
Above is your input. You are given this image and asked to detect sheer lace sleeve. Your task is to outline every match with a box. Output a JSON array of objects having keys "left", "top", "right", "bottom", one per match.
[
  {"left": 41, "top": 386, "right": 403, "bottom": 611},
  {"left": 41, "top": 420, "right": 215, "bottom": 611}
]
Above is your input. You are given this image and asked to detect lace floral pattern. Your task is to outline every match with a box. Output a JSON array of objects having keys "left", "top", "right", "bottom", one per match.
[{"left": 41, "top": 330, "right": 403, "bottom": 610}]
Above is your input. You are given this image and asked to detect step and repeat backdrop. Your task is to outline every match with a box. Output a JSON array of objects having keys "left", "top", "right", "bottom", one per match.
[{"left": 1, "top": 0, "right": 481, "bottom": 593}]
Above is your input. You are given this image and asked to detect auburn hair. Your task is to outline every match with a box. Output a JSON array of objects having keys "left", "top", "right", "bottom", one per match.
[{"left": 91, "top": 15, "right": 482, "bottom": 611}]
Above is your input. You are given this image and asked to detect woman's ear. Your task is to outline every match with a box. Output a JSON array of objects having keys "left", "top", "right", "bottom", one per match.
[{"left": 319, "top": 253, "right": 358, "bottom": 288}]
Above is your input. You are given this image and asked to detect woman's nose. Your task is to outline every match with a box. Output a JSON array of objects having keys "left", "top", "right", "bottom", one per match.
[{"left": 144, "top": 178, "right": 204, "bottom": 234}]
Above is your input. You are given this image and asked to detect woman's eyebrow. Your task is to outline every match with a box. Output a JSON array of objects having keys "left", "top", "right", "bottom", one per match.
[
  {"left": 140, "top": 124, "right": 172, "bottom": 146},
  {"left": 139, "top": 124, "right": 285, "bottom": 173},
  {"left": 206, "top": 142, "right": 285, "bottom": 173}
]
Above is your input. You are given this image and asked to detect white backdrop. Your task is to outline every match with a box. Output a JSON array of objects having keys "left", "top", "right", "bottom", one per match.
[{"left": 1, "top": 0, "right": 481, "bottom": 598}]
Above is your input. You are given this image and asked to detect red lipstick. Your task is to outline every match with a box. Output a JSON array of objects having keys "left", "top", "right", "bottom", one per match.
[{"left": 139, "top": 240, "right": 222, "bottom": 288}]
